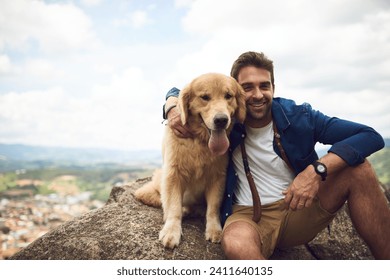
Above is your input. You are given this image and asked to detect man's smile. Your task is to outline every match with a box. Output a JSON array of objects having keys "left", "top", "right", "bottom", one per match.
[{"left": 248, "top": 100, "right": 267, "bottom": 108}]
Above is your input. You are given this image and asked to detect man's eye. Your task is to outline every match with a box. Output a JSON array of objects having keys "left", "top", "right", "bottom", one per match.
[
  {"left": 260, "top": 82, "right": 271, "bottom": 90},
  {"left": 225, "top": 93, "right": 233, "bottom": 100},
  {"left": 241, "top": 84, "right": 253, "bottom": 92},
  {"left": 201, "top": 95, "right": 210, "bottom": 101}
]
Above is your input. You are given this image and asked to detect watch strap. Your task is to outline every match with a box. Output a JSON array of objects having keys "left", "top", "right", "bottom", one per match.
[{"left": 312, "top": 161, "right": 327, "bottom": 181}]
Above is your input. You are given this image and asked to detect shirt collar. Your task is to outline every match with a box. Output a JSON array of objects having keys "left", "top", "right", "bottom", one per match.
[{"left": 271, "top": 98, "right": 290, "bottom": 133}]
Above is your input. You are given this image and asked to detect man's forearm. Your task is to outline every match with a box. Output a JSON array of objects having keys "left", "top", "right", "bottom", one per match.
[
  {"left": 318, "top": 152, "right": 348, "bottom": 178},
  {"left": 166, "top": 96, "right": 178, "bottom": 108},
  {"left": 163, "top": 96, "right": 179, "bottom": 119},
  {"left": 163, "top": 88, "right": 180, "bottom": 119},
  {"left": 163, "top": 96, "right": 178, "bottom": 120}
]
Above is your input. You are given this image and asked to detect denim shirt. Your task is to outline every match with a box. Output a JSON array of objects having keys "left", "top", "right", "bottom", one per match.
[{"left": 164, "top": 88, "right": 385, "bottom": 225}]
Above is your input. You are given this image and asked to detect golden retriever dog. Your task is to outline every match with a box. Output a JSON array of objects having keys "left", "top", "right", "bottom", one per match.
[{"left": 134, "top": 73, "right": 246, "bottom": 249}]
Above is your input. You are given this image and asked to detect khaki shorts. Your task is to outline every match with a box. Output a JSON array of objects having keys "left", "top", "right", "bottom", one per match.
[{"left": 223, "top": 198, "right": 336, "bottom": 258}]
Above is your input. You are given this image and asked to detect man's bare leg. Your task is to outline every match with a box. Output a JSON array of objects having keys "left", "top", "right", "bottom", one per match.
[
  {"left": 318, "top": 160, "right": 390, "bottom": 259},
  {"left": 221, "top": 221, "right": 265, "bottom": 260}
]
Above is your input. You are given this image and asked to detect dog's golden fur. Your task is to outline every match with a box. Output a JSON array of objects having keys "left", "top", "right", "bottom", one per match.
[{"left": 134, "top": 73, "right": 246, "bottom": 248}]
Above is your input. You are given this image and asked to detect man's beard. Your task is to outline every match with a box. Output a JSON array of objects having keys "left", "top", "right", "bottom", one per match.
[{"left": 246, "top": 102, "right": 272, "bottom": 122}]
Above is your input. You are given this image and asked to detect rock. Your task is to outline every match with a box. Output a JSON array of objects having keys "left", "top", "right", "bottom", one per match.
[
  {"left": 305, "top": 208, "right": 373, "bottom": 260},
  {"left": 0, "top": 225, "right": 11, "bottom": 234},
  {"left": 10, "top": 177, "right": 376, "bottom": 260}
]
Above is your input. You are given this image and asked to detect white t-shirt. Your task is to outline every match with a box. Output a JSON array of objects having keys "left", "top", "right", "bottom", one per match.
[{"left": 232, "top": 121, "right": 295, "bottom": 206}]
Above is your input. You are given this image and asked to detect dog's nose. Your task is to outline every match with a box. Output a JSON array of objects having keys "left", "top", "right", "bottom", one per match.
[{"left": 213, "top": 114, "right": 229, "bottom": 129}]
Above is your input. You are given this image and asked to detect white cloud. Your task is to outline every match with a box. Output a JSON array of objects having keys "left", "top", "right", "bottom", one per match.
[
  {"left": 130, "top": 10, "right": 152, "bottom": 28},
  {"left": 182, "top": 0, "right": 390, "bottom": 34},
  {"left": 0, "top": 88, "right": 68, "bottom": 144},
  {"left": 0, "top": 55, "right": 12, "bottom": 75},
  {"left": 174, "top": 0, "right": 194, "bottom": 9},
  {"left": 157, "top": 0, "right": 390, "bottom": 141},
  {"left": 80, "top": 0, "right": 103, "bottom": 7},
  {"left": 24, "top": 59, "right": 64, "bottom": 80},
  {"left": 0, "top": 0, "right": 389, "bottom": 152},
  {"left": 0, "top": 67, "right": 164, "bottom": 150},
  {"left": 113, "top": 10, "right": 153, "bottom": 29},
  {"left": 0, "top": 0, "right": 98, "bottom": 53}
]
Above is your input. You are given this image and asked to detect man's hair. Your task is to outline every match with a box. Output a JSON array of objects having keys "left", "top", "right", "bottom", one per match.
[{"left": 230, "top": 51, "right": 275, "bottom": 87}]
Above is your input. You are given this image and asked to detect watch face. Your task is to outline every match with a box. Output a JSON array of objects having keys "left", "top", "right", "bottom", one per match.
[{"left": 317, "top": 165, "right": 326, "bottom": 173}]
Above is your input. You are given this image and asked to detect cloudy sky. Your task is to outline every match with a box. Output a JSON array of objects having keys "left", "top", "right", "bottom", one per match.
[{"left": 0, "top": 0, "right": 389, "bottom": 152}]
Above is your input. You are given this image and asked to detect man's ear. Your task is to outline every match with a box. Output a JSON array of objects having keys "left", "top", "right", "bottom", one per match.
[
  {"left": 178, "top": 85, "right": 191, "bottom": 125},
  {"left": 234, "top": 82, "right": 246, "bottom": 123}
]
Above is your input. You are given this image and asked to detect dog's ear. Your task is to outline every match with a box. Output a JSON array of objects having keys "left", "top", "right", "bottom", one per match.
[
  {"left": 234, "top": 81, "right": 246, "bottom": 123},
  {"left": 178, "top": 84, "right": 191, "bottom": 125}
]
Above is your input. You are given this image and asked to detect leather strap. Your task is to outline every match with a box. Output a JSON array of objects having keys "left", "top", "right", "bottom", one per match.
[
  {"left": 272, "top": 122, "right": 294, "bottom": 172},
  {"left": 240, "top": 121, "right": 294, "bottom": 223},
  {"left": 240, "top": 142, "right": 262, "bottom": 223}
]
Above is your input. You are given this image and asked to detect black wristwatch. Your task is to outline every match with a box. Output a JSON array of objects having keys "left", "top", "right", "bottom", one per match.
[{"left": 312, "top": 161, "right": 327, "bottom": 181}]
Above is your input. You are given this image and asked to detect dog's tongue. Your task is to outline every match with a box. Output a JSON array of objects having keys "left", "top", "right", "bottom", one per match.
[{"left": 208, "top": 129, "right": 229, "bottom": 156}]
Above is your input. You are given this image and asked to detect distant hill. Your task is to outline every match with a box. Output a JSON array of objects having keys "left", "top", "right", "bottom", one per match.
[
  {"left": 368, "top": 147, "right": 390, "bottom": 185},
  {"left": 0, "top": 143, "right": 161, "bottom": 171},
  {"left": 1, "top": 139, "right": 389, "bottom": 183}
]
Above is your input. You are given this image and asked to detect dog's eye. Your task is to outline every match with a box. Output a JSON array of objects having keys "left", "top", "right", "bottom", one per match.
[
  {"left": 225, "top": 93, "right": 233, "bottom": 100},
  {"left": 200, "top": 94, "right": 211, "bottom": 101}
]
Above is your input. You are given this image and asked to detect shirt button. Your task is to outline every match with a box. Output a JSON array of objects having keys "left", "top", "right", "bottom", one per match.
[
  {"left": 227, "top": 194, "right": 231, "bottom": 198},
  {"left": 235, "top": 173, "right": 238, "bottom": 176},
  {"left": 225, "top": 213, "right": 229, "bottom": 216},
  {"left": 241, "top": 134, "right": 245, "bottom": 138}
]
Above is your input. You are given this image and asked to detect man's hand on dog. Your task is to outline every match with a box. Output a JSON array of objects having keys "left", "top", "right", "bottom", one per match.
[{"left": 166, "top": 100, "right": 193, "bottom": 138}]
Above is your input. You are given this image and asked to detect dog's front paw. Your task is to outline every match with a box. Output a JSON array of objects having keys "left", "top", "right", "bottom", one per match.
[
  {"left": 159, "top": 223, "right": 182, "bottom": 249},
  {"left": 205, "top": 224, "right": 222, "bottom": 243}
]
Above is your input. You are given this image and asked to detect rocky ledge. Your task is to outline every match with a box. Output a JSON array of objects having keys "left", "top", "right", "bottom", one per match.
[{"left": 10, "top": 178, "right": 375, "bottom": 260}]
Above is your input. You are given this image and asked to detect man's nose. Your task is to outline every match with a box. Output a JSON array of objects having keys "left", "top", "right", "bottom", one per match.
[{"left": 253, "top": 87, "right": 264, "bottom": 99}]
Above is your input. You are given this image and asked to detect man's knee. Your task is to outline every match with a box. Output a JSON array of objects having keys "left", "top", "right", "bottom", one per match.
[
  {"left": 221, "top": 221, "right": 263, "bottom": 259},
  {"left": 221, "top": 234, "right": 242, "bottom": 257}
]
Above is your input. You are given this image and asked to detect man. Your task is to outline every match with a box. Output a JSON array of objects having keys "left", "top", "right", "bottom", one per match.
[{"left": 163, "top": 51, "right": 389, "bottom": 259}]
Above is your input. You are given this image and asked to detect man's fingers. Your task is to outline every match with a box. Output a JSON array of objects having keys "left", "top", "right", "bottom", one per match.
[
  {"left": 168, "top": 113, "right": 192, "bottom": 138},
  {"left": 173, "top": 129, "right": 183, "bottom": 137},
  {"left": 289, "top": 196, "right": 301, "bottom": 210},
  {"left": 283, "top": 189, "right": 292, "bottom": 209},
  {"left": 304, "top": 198, "right": 313, "bottom": 208},
  {"left": 172, "top": 125, "right": 192, "bottom": 138},
  {"left": 296, "top": 200, "right": 306, "bottom": 210},
  {"left": 283, "top": 188, "right": 311, "bottom": 210},
  {"left": 284, "top": 194, "right": 313, "bottom": 211}
]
